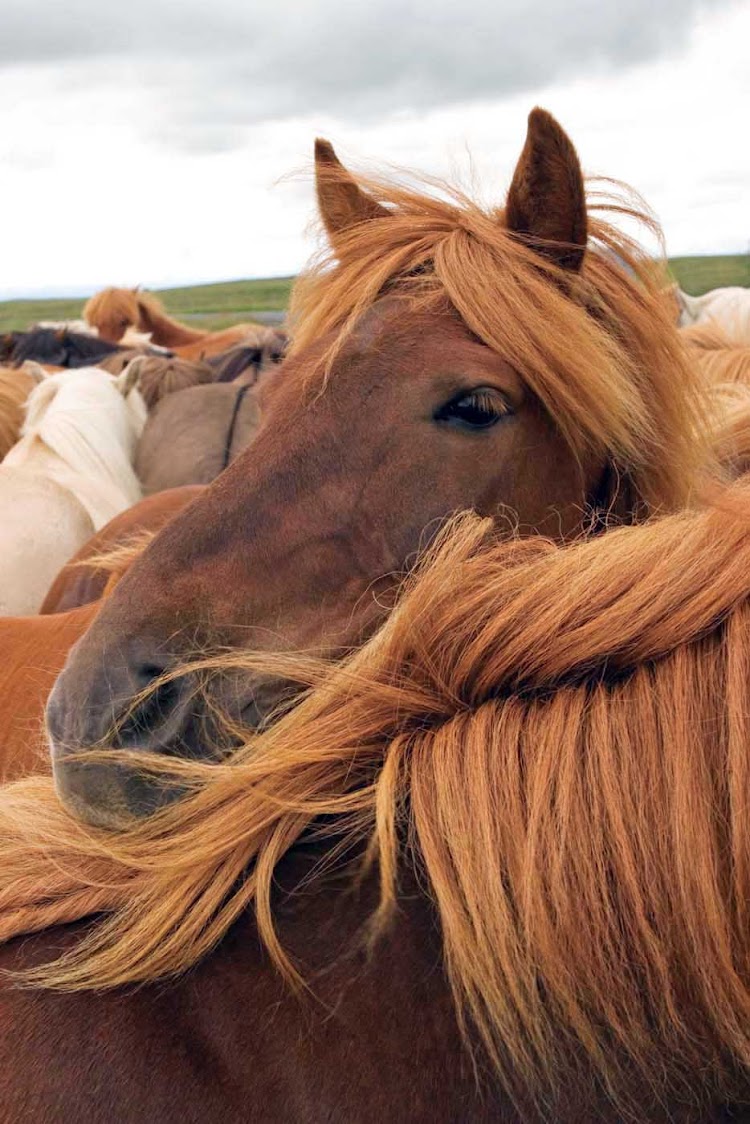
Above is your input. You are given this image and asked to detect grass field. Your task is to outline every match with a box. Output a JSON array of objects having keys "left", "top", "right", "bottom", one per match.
[
  {"left": 668, "top": 254, "right": 750, "bottom": 294},
  {"left": 0, "top": 258, "right": 747, "bottom": 334},
  {"left": 0, "top": 277, "right": 295, "bottom": 334}
]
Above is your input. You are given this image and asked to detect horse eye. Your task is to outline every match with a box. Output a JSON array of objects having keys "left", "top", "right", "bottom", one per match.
[{"left": 435, "top": 387, "right": 512, "bottom": 429}]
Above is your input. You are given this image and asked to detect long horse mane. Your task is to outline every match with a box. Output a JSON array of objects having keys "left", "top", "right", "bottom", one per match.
[
  {"left": 711, "top": 384, "right": 750, "bottom": 475},
  {"left": 2, "top": 480, "right": 750, "bottom": 1114},
  {"left": 5, "top": 369, "right": 145, "bottom": 516},
  {"left": 289, "top": 167, "right": 721, "bottom": 515},
  {"left": 83, "top": 287, "right": 141, "bottom": 334},
  {"left": 681, "top": 321, "right": 734, "bottom": 351},
  {"left": 0, "top": 366, "right": 37, "bottom": 459},
  {"left": 84, "top": 288, "right": 207, "bottom": 346},
  {"left": 682, "top": 323, "right": 750, "bottom": 391},
  {"left": 130, "top": 354, "right": 214, "bottom": 408}
]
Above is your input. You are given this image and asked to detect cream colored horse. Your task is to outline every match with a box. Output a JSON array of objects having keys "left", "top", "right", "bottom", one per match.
[
  {"left": 0, "top": 365, "right": 146, "bottom": 615},
  {"left": 677, "top": 285, "right": 750, "bottom": 344}
]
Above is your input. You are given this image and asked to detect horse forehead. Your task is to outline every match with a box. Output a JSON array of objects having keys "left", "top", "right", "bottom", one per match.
[{"left": 343, "top": 298, "right": 465, "bottom": 355}]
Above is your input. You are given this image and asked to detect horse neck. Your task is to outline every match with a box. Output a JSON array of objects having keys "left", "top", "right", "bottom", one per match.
[
  {"left": 136, "top": 299, "right": 207, "bottom": 348},
  {"left": 5, "top": 420, "right": 142, "bottom": 530}
]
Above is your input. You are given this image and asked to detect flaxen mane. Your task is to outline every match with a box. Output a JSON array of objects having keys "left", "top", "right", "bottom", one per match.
[
  {"left": 682, "top": 322, "right": 750, "bottom": 388},
  {"left": 98, "top": 354, "right": 215, "bottom": 409},
  {"left": 289, "top": 168, "right": 717, "bottom": 514},
  {"left": 711, "top": 384, "right": 750, "bottom": 474},
  {"left": 0, "top": 367, "right": 37, "bottom": 459},
  {"left": 2, "top": 481, "right": 750, "bottom": 1114},
  {"left": 3, "top": 145, "right": 750, "bottom": 1117}
]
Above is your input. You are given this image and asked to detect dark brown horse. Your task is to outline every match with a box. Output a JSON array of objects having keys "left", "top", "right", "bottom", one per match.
[
  {"left": 0, "top": 110, "right": 736, "bottom": 1123},
  {"left": 1, "top": 328, "right": 129, "bottom": 368}
]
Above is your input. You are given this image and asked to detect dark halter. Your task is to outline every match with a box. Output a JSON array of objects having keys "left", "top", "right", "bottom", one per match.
[{"left": 221, "top": 383, "right": 253, "bottom": 472}]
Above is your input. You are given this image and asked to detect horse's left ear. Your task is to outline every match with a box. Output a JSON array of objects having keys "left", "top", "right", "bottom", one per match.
[
  {"left": 21, "top": 360, "right": 48, "bottom": 384},
  {"left": 505, "top": 107, "right": 587, "bottom": 273},
  {"left": 116, "top": 357, "right": 144, "bottom": 397},
  {"left": 315, "top": 138, "right": 389, "bottom": 247}
]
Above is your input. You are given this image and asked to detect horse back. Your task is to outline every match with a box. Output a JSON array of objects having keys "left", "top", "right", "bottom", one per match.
[
  {"left": 0, "top": 847, "right": 510, "bottom": 1124},
  {"left": 0, "top": 602, "right": 99, "bottom": 780}
]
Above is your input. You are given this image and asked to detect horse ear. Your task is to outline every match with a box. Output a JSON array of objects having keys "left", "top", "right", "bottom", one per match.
[
  {"left": 315, "top": 138, "right": 389, "bottom": 246},
  {"left": 21, "top": 360, "right": 48, "bottom": 384},
  {"left": 22, "top": 376, "right": 60, "bottom": 433},
  {"left": 116, "top": 357, "right": 145, "bottom": 397},
  {"left": 505, "top": 107, "right": 587, "bottom": 273}
]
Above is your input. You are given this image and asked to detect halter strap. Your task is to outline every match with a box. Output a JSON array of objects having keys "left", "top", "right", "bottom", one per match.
[{"left": 221, "top": 383, "right": 253, "bottom": 472}]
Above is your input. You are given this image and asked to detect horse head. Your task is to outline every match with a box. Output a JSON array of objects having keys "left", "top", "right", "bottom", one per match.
[{"left": 47, "top": 108, "right": 712, "bottom": 826}]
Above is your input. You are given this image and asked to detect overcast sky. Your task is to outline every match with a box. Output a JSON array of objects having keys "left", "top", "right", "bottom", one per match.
[{"left": 0, "top": 0, "right": 747, "bottom": 299}]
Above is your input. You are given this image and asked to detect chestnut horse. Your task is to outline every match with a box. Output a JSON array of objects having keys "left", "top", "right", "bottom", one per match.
[
  {"left": 0, "top": 601, "right": 100, "bottom": 780},
  {"left": 84, "top": 288, "right": 266, "bottom": 361},
  {"left": 0, "top": 110, "right": 742, "bottom": 1121}
]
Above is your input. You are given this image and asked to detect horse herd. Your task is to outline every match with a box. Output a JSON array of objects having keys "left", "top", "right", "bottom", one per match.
[{"left": 1, "top": 107, "right": 750, "bottom": 1121}]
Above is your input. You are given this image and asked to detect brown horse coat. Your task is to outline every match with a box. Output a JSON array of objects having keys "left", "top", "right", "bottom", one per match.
[{"left": 0, "top": 602, "right": 99, "bottom": 781}]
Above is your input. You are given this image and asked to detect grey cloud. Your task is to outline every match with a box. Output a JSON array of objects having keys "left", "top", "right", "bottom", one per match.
[{"left": 1, "top": 0, "right": 735, "bottom": 151}]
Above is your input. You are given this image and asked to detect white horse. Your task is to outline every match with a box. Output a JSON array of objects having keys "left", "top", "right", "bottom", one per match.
[
  {"left": 33, "top": 320, "right": 163, "bottom": 350},
  {"left": 676, "top": 285, "right": 750, "bottom": 345},
  {"left": 0, "top": 364, "right": 146, "bottom": 615},
  {"left": 34, "top": 319, "right": 97, "bottom": 335}
]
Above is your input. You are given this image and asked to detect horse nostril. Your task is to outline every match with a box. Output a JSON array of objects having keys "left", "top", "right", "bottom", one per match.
[
  {"left": 134, "top": 661, "right": 172, "bottom": 690},
  {"left": 112, "top": 656, "right": 189, "bottom": 750}
]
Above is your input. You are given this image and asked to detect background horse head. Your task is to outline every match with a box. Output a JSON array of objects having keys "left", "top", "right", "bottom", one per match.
[
  {"left": 47, "top": 108, "right": 718, "bottom": 825},
  {"left": 83, "top": 287, "right": 145, "bottom": 344},
  {"left": 3, "top": 364, "right": 146, "bottom": 529},
  {"left": 84, "top": 286, "right": 267, "bottom": 357},
  {"left": 3, "top": 328, "right": 124, "bottom": 369},
  {"left": 135, "top": 381, "right": 263, "bottom": 492}
]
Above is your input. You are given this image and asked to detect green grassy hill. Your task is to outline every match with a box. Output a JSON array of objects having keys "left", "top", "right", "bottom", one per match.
[
  {"left": 0, "top": 277, "right": 295, "bottom": 334},
  {"left": 1, "top": 258, "right": 747, "bottom": 335},
  {"left": 668, "top": 254, "right": 750, "bottom": 294}
]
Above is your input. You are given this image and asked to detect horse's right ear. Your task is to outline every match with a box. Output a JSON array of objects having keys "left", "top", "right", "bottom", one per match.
[
  {"left": 505, "top": 107, "right": 587, "bottom": 273},
  {"left": 21, "top": 360, "right": 48, "bottom": 384},
  {"left": 116, "top": 356, "right": 145, "bottom": 397},
  {"left": 315, "top": 138, "right": 389, "bottom": 247}
]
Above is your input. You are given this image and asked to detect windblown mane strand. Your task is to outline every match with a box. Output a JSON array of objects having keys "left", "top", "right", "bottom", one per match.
[
  {"left": 2, "top": 483, "right": 750, "bottom": 1115},
  {"left": 290, "top": 165, "right": 716, "bottom": 513},
  {"left": 0, "top": 367, "right": 36, "bottom": 458}
]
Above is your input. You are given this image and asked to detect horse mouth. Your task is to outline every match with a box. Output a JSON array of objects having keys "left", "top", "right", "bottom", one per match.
[{"left": 48, "top": 673, "right": 299, "bottom": 827}]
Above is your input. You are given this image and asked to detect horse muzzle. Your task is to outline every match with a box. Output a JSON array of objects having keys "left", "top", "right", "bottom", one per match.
[{"left": 45, "top": 636, "right": 287, "bottom": 827}]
